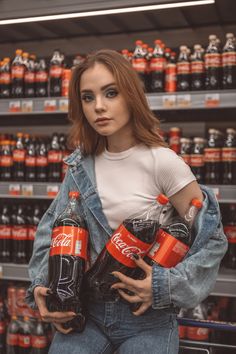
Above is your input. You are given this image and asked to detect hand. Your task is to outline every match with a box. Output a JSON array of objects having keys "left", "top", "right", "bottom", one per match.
[
  {"left": 34, "top": 286, "right": 76, "bottom": 334},
  {"left": 111, "top": 255, "right": 153, "bottom": 316}
]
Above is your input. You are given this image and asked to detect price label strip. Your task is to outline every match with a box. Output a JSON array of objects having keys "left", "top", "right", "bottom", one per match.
[
  {"left": 59, "top": 99, "right": 69, "bottom": 112},
  {"left": 47, "top": 185, "right": 59, "bottom": 198},
  {"left": 44, "top": 99, "right": 57, "bottom": 112},
  {"left": 177, "top": 94, "right": 191, "bottom": 108},
  {"left": 22, "top": 184, "right": 34, "bottom": 197},
  {"left": 9, "top": 101, "right": 21, "bottom": 113},
  {"left": 205, "top": 93, "right": 220, "bottom": 108},
  {"left": 162, "top": 95, "right": 176, "bottom": 108},
  {"left": 21, "top": 100, "right": 33, "bottom": 113},
  {"left": 212, "top": 187, "right": 220, "bottom": 200},
  {"left": 9, "top": 184, "right": 21, "bottom": 196}
]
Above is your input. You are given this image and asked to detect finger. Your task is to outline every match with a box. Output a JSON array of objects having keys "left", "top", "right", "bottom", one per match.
[
  {"left": 111, "top": 282, "right": 136, "bottom": 294},
  {"left": 112, "top": 271, "right": 138, "bottom": 288},
  {"left": 42, "top": 311, "right": 76, "bottom": 323},
  {"left": 132, "top": 301, "right": 152, "bottom": 316},
  {"left": 53, "top": 322, "right": 73, "bottom": 334},
  {"left": 117, "top": 289, "right": 142, "bottom": 303},
  {"left": 132, "top": 255, "right": 152, "bottom": 274}
]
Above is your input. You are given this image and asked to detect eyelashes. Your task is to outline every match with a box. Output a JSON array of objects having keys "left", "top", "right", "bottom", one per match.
[{"left": 80, "top": 88, "right": 119, "bottom": 102}]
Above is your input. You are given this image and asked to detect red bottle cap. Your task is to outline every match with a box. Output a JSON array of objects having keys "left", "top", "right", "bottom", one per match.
[
  {"left": 156, "top": 194, "right": 169, "bottom": 205},
  {"left": 191, "top": 198, "right": 203, "bottom": 209},
  {"left": 69, "top": 191, "right": 80, "bottom": 199}
]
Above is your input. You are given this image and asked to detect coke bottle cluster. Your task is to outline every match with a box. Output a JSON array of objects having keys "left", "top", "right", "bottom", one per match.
[
  {"left": 165, "top": 126, "right": 236, "bottom": 185},
  {"left": 0, "top": 49, "right": 85, "bottom": 99},
  {"left": 0, "top": 132, "right": 71, "bottom": 182},
  {"left": 126, "top": 32, "right": 236, "bottom": 92},
  {"left": 0, "top": 283, "right": 52, "bottom": 354},
  {"left": 0, "top": 202, "right": 47, "bottom": 264}
]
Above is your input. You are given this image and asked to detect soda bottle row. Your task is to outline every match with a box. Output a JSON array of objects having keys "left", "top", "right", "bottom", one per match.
[
  {"left": 0, "top": 132, "right": 71, "bottom": 182},
  {"left": 0, "top": 49, "right": 83, "bottom": 99},
  {"left": 165, "top": 126, "right": 236, "bottom": 185},
  {"left": 128, "top": 32, "right": 236, "bottom": 92},
  {"left": 0, "top": 202, "right": 48, "bottom": 264}
]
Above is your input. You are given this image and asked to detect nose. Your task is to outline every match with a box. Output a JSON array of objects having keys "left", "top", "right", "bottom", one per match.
[{"left": 95, "top": 95, "right": 106, "bottom": 112}]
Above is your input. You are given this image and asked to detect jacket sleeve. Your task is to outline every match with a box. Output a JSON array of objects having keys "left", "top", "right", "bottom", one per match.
[
  {"left": 26, "top": 171, "right": 71, "bottom": 309},
  {"left": 151, "top": 221, "right": 228, "bottom": 310}
]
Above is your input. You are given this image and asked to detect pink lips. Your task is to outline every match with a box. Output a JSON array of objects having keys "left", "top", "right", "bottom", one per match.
[{"left": 95, "top": 117, "right": 111, "bottom": 125}]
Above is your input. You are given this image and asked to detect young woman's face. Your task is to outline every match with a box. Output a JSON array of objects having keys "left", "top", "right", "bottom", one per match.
[{"left": 80, "top": 63, "right": 133, "bottom": 144}]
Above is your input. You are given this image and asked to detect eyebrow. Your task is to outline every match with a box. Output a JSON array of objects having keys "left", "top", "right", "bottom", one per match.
[{"left": 80, "top": 82, "right": 117, "bottom": 93}]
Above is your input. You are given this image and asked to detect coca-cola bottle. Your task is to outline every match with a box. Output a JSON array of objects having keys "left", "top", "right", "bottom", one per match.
[
  {"left": 61, "top": 68, "right": 72, "bottom": 97},
  {"left": 190, "top": 137, "right": 205, "bottom": 184},
  {"left": 11, "top": 49, "right": 24, "bottom": 98},
  {"left": 25, "top": 138, "right": 36, "bottom": 182},
  {"left": 12, "top": 205, "right": 28, "bottom": 264},
  {"left": 49, "top": 49, "right": 63, "bottom": 97},
  {"left": 179, "top": 137, "right": 192, "bottom": 165},
  {"left": 12, "top": 133, "right": 26, "bottom": 181},
  {"left": 85, "top": 194, "right": 169, "bottom": 302},
  {"left": 18, "top": 316, "right": 31, "bottom": 354},
  {"left": 204, "top": 128, "right": 222, "bottom": 184},
  {"left": 205, "top": 35, "right": 222, "bottom": 90},
  {"left": 6, "top": 315, "right": 19, "bottom": 354},
  {"left": 132, "top": 40, "right": 147, "bottom": 89},
  {"left": 223, "top": 204, "right": 236, "bottom": 269},
  {"left": 0, "top": 57, "right": 11, "bottom": 98},
  {"left": 150, "top": 39, "right": 166, "bottom": 92},
  {"left": 46, "top": 191, "right": 88, "bottom": 331},
  {"left": 31, "top": 319, "right": 48, "bottom": 354},
  {"left": 36, "top": 139, "right": 48, "bottom": 182},
  {"left": 0, "top": 140, "right": 13, "bottom": 181},
  {"left": 186, "top": 302, "right": 210, "bottom": 346},
  {"left": 0, "top": 205, "right": 11, "bottom": 263},
  {"left": 191, "top": 44, "right": 205, "bottom": 91},
  {"left": 222, "top": 128, "right": 236, "bottom": 184},
  {"left": 222, "top": 33, "right": 236, "bottom": 89},
  {"left": 177, "top": 45, "right": 191, "bottom": 91},
  {"left": 169, "top": 127, "right": 181, "bottom": 154},
  {"left": 165, "top": 51, "right": 177, "bottom": 92},
  {"left": 47, "top": 133, "right": 62, "bottom": 182},
  {"left": 24, "top": 54, "right": 36, "bottom": 98},
  {"left": 27, "top": 204, "right": 42, "bottom": 262},
  {"left": 35, "top": 59, "right": 48, "bottom": 97},
  {"left": 59, "top": 133, "right": 70, "bottom": 181}
]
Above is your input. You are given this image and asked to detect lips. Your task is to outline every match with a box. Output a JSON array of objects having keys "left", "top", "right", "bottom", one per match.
[{"left": 95, "top": 117, "right": 111, "bottom": 123}]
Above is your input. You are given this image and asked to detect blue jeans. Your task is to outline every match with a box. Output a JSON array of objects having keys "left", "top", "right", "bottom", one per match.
[{"left": 49, "top": 300, "right": 179, "bottom": 354}]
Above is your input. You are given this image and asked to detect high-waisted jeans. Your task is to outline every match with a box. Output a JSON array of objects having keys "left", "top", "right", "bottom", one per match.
[{"left": 49, "top": 299, "right": 179, "bottom": 354}]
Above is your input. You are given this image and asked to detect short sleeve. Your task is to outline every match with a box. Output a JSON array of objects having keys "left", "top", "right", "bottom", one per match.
[{"left": 153, "top": 147, "right": 196, "bottom": 198}]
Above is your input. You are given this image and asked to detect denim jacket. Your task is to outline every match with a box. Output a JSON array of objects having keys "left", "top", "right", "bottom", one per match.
[{"left": 26, "top": 148, "right": 228, "bottom": 310}]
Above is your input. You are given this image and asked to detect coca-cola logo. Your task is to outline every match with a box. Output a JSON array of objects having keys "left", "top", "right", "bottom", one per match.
[
  {"left": 110, "top": 232, "right": 146, "bottom": 258},
  {"left": 12, "top": 228, "right": 27, "bottom": 238},
  {"left": 0, "top": 227, "right": 11, "bottom": 238},
  {"left": 51, "top": 233, "right": 72, "bottom": 248}
]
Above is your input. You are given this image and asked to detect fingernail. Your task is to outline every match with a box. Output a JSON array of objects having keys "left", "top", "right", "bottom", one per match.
[
  {"left": 132, "top": 253, "right": 139, "bottom": 260},
  {"left": 46, "top": 289, "right": 53, "bottom": 295},
  {"left": 111, "top": 272, "right": 118, "bottom": 278}
]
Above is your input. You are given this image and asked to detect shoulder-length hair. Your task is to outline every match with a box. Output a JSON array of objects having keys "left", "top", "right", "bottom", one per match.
[{"left": 68, "top": 49, "right": 166, "bottom": 155}]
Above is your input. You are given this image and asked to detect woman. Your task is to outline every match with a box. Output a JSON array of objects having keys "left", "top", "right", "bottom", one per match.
[{"left": 26, "top": 49, "right": 227, "bottom": 354}]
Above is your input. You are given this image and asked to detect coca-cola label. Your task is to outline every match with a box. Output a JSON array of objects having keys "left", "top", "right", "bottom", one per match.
[
  {"left": 132, "top": 58, "right": 147, "bottom": 73},
  {"left": 222, "top": 52, "right": 236, "bottom": 67},
  {"left": 36, "top": 156, "right": 48, "bottom": 167},
  {"left": 12, "top": 226, "right": 28, "bottom": 240},
  {"left": 50, "top": 225, "right": 88, "bottom": 259},
  {"left": 13, "top": 149, "right": 26, "bottom": 162},
  {"left": 0, "top": 321, "right": 5, "bottom": 334},
  {"left": 18, "top": 334, "right": 31, "bottom": 348},
  {"left": 177, "top": 62, "right": 190, "bottom": 75},
  {"left": 1, "top": 72, "right": 11, "bottom": 84},
  {"left": 190, "top": 154, "right": 205, "bottom": 167},
  {"left": 106, "top": 224, "right": 152, "bottom": 268},
  {"left": 205, "top": 53, "right": 221, "bottom": 68},
  {"left": 50, "top": 65, "right": 63, "bottom": 78},
  {"left": 48, "top": 150, "right": 62, "bottom": 163},
  {"left": 191, "top": 60, "right": 204, "bottom": 73},
  {"left": 224, "top": 225, "right": 236, "bottom": 243},
  {"left": 12, "top": 65, "right": 24, "bottom": 79},
  {"left": 25, "top": 156, "right": 36, "bottom": 167},
  {"left": 31, "top": 335, "right": 48, "bottom": 348},
  {"left": 35, "top": 71, "right": 48, "bottom": 82},
  {"left": 147, "top": 229, "right": 189, "bottom": 268},
  {"left": 24, "top": 71, "right": 35, "bottom": 83},
  {"left": 187, "top": 326, "right": 209, "bottom": 341},
  {"left": 165, "top": 64, "right": 177, "bottom": 92},
  {"left": 7, "top": 333, "right": 18, "bottom": 346},
  {"left": 150, "top": 58, "right": 165, "bottom": 72},
  {"left": 28, "top": 226, "right": 37, "bottom": 240},
  {"left": 222, "top": 147, "right": 236, "bottom": 162},
  {"left": 204, "top": 148, "right": 221, "bottom": 162},
  {"left": 0, "top": 155, "right": 13, "bottom": 167},
  {"left": 0, "top": 225, "right": 11, "bottom": 239}
]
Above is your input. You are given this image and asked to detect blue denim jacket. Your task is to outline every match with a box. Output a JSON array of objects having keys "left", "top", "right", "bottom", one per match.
[{"left": 26, "top": 148, "right": 228, "bottom": 310}]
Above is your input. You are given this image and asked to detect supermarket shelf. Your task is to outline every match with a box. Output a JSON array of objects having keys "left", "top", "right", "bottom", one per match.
[
  {"left": 0, "top": 91, "right": 236, "bottom": 115},
  {"left": 0, "top": 183, "right": 235, "bottom": 202},
  {"left": 0, "top": 181, "right": 61, "bottom": 199},
  {"left": 0, "top": 263, "right": 29, "bottom": 281}
]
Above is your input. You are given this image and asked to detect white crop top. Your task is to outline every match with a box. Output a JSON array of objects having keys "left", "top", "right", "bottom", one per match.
[{"left": 95, "top": 144, "right": 196, "bottom": 230}]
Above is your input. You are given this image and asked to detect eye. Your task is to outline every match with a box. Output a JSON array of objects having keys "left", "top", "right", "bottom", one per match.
[
  {"left": 106, "top": 89, "right": 118, "bottom": 98},
  {"left": 81, "top": 93, "right": 94, "bottom": 102}
]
